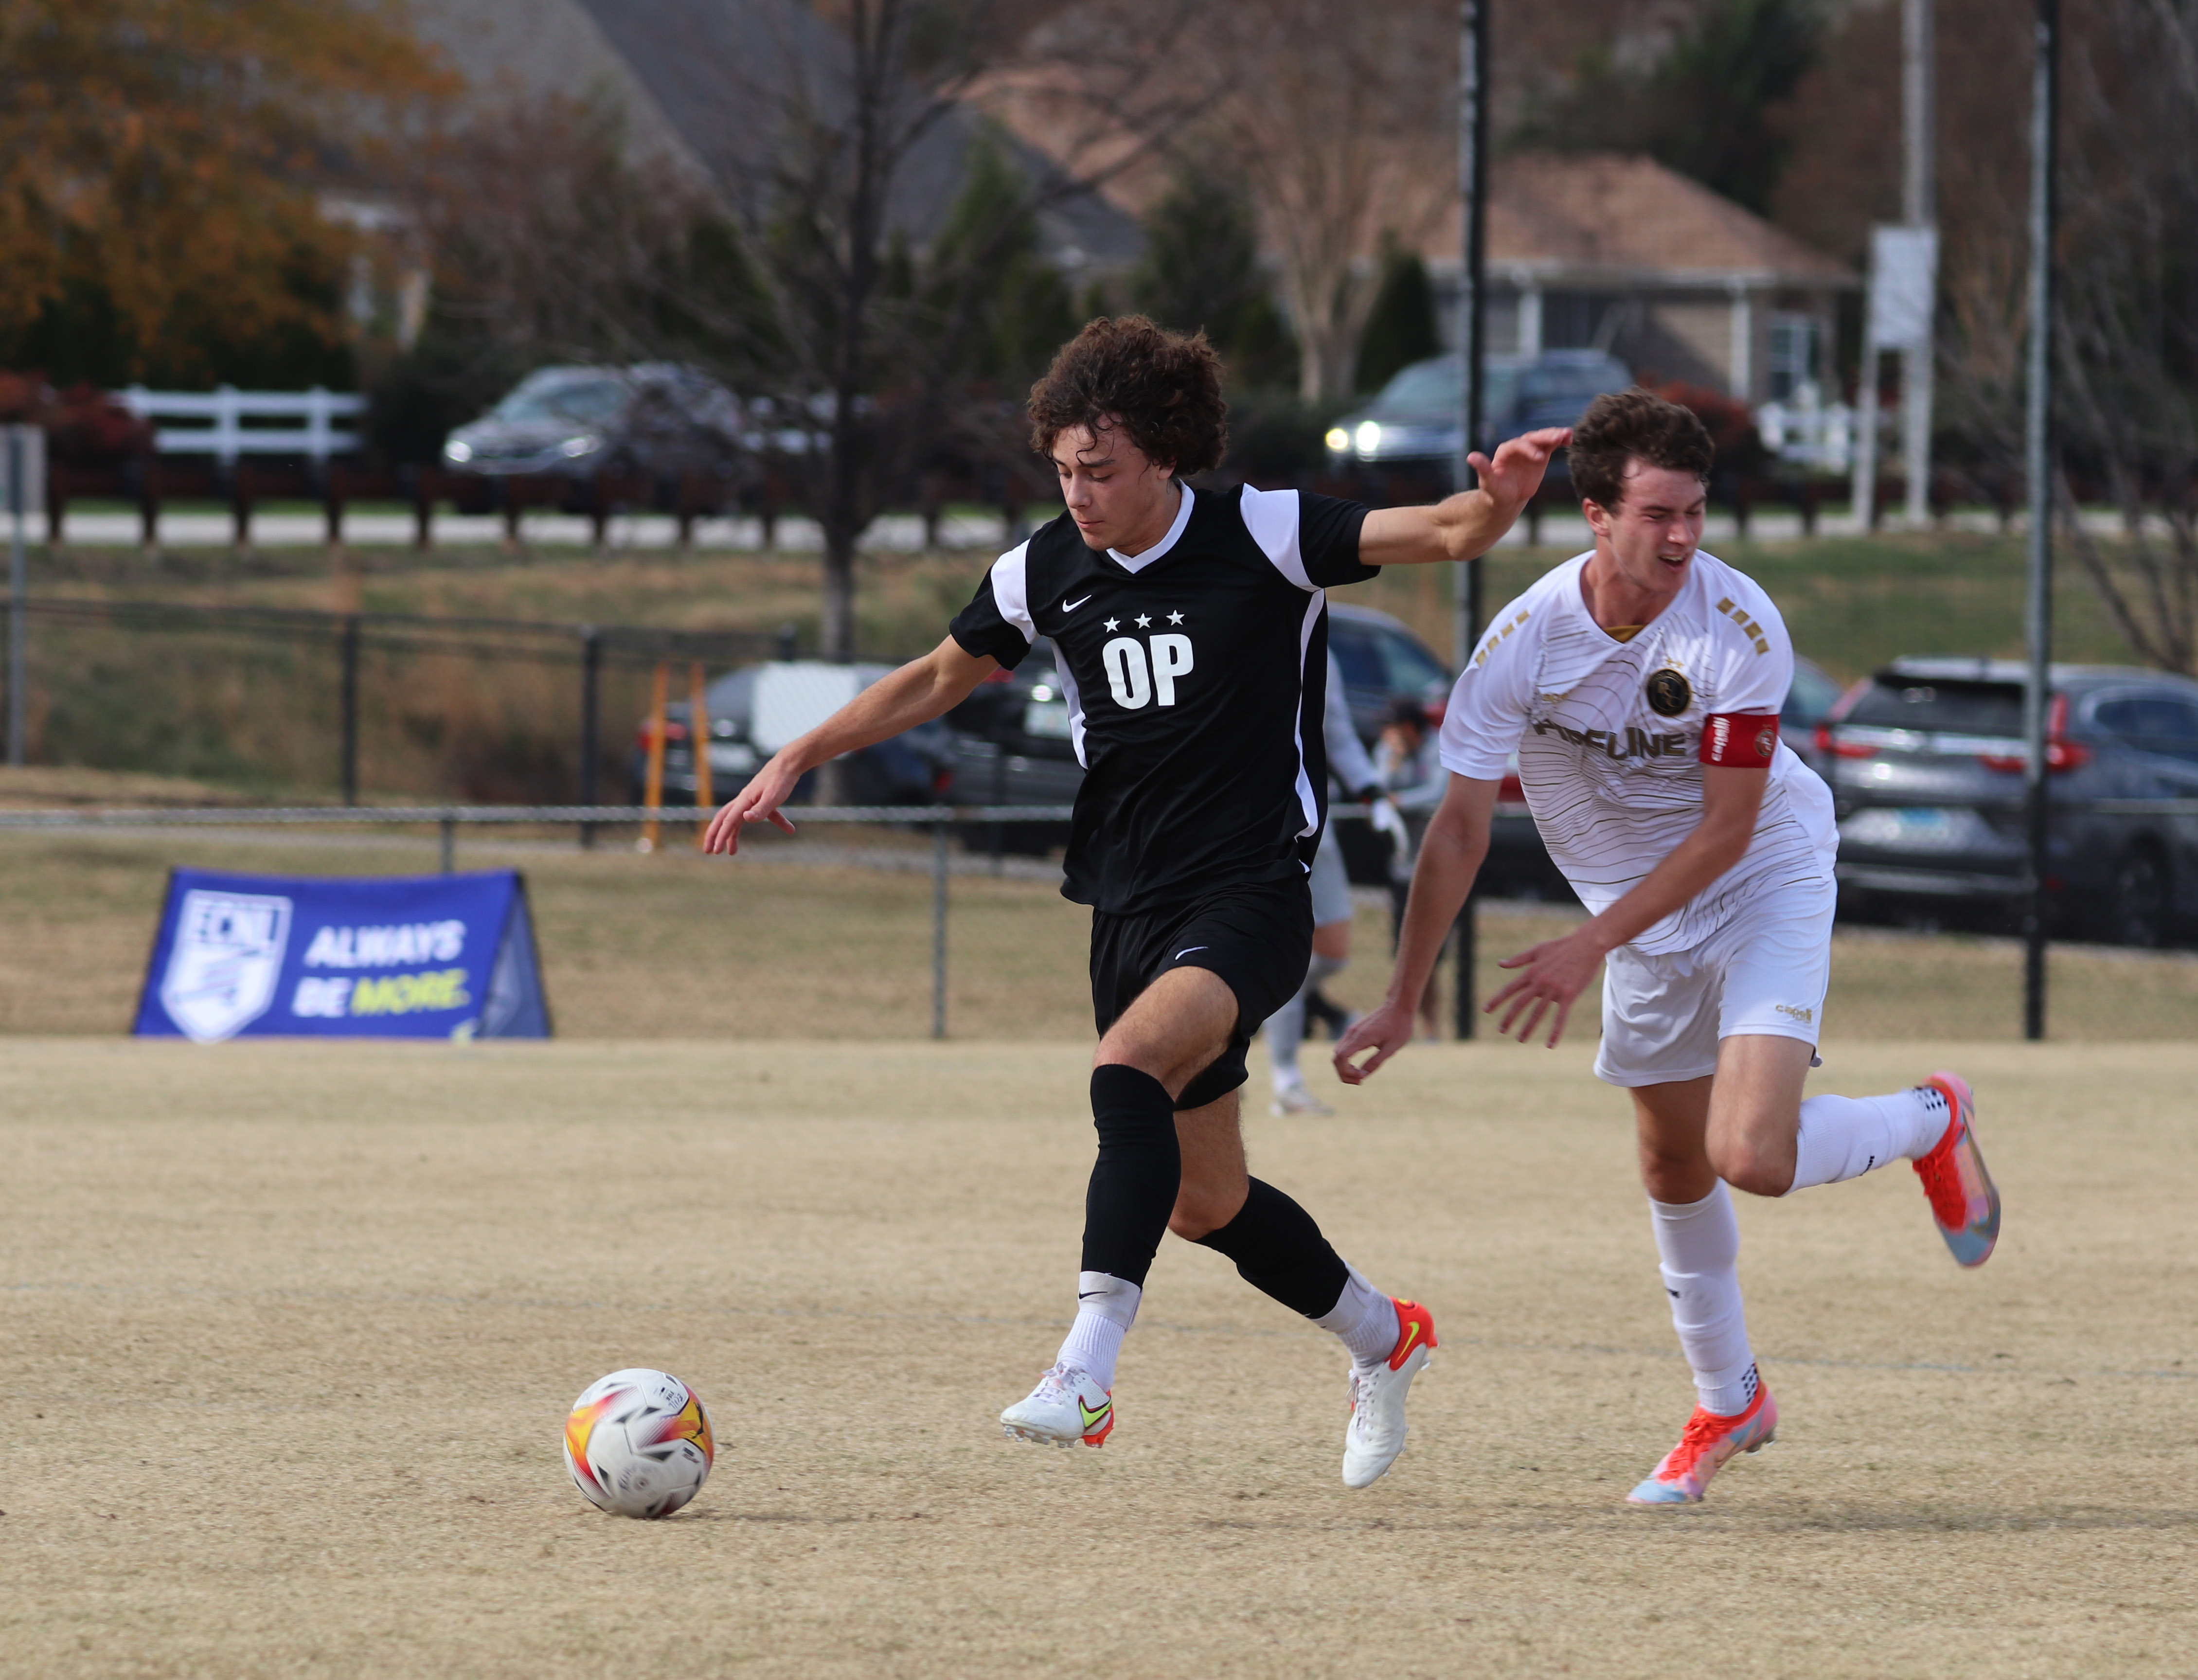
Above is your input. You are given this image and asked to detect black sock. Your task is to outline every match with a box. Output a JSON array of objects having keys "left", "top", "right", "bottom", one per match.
[
  {"left": 1081, "top": 1064, "right": 1182, "bottom": 1287},
  {"left": 1193, "top": 1177, "right": 1350, "bottom": 1318}
]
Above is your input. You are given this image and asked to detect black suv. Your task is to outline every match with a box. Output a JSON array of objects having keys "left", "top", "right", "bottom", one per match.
[{"left": 1821, "top": 657, "right": 2198, "bottom": 945}]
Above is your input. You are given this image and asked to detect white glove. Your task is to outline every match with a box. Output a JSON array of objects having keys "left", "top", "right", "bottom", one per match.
[{"left": 1369, "top": 796, "right": 1409, "bottom": 849}]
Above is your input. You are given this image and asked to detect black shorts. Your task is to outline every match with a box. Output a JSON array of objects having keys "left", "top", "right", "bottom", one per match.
[{"left": 1089, "top": 875, "right": 1315, "bottom": 1111}]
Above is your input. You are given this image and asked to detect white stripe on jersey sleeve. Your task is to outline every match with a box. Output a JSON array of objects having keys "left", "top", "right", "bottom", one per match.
[
  {"left": 988, "top": 540, "right": 1038, "bottom": 645},
  {"left": 1052, "top": 646, "right": 1090, "bottom": 769},
  {"left": 1287, "top": 592, "right": 1325, "bottom": 836},
  {"left": 1238, "top": 483, "right": 1316, "bottom": 591}
]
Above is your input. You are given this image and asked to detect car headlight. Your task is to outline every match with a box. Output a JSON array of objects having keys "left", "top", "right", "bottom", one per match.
[
  {"left": 1324, "top": 427, "right": 1350, "bottom": 453},
  {"left": 559, "top": 434, "right": 602, "bottom": 458},
  {"left": 1354, "top": 420, "right": 1383, "bottom": 455},
  {"left": 443, "top": 439, "right": 473, "bottom": 464}
]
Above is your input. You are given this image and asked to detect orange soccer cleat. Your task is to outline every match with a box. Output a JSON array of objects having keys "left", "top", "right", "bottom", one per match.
[
  {"left": 1913, "top": 1072, "right": 2001, "bottom": 1268},
  {"left": 1626, "top": 1381, "right": 1777, "bottom": 1505}
]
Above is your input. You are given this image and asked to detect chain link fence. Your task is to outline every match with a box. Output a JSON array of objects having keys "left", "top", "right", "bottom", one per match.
[{"left": 7, "top": 800, "right": 2198, "bottom": 1045}]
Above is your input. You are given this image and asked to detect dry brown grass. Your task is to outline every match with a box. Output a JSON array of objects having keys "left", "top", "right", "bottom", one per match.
[
  {"left": 6, "top": 828, "right": 2198, "bottom": 1046},
  {"left": 2, "top": 1037, "right": 2194, "bottom": 1678}
]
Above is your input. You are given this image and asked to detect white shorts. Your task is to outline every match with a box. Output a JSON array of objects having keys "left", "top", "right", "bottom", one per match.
[
  {"left": 1593, "top": 877, "right": 1834, "bottom": 1088},
  {"left": 1309, "top": 823, "right": 1353, "bottom": 927}
]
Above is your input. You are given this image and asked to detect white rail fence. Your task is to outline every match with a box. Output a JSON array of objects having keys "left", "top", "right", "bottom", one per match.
[{"left": 119, "top": 386, "right": 365, "bottom": 465}]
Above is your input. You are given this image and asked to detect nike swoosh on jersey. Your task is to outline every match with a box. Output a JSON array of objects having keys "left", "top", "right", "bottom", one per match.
[
  {"left": 1173, "top": 946, "right": 1208, "bottom": 960},
  {"left": 1063, "top": 594, "right": 1092, "bottom": 611}
]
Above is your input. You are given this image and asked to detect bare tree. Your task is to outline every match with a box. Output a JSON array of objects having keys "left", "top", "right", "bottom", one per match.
[
  {"left": 677, "top": 0, "right": 1200, "bottom": 661},
  {"left": 2045, "top": 0, "right": 2198, "bottom": 675},
  {"left": 1190, "top": 0, "right": 1455, "bottom": 402}
]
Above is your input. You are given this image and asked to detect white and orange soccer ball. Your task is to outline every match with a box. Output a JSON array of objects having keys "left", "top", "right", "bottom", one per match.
[{"left": 562, "top": 1368, "right": 715, "bottom": 1519}]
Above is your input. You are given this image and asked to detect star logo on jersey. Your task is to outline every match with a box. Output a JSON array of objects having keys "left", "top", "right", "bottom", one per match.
[
  {"left": 1645, "top": 669, "right": 1693, "bottom": 717},
  {"left": 1167, "top": 610, "right": 1184, "bottom": 625},
  {"left": 1103, "top": 617, "right": 1120, "bottom": 631},
  {"left": 1135, "top": 614, "right": 1152, "bottom": 628}
]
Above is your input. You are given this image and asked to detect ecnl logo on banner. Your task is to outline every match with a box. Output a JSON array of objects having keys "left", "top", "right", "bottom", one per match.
[
  {"left": 134, "top": 868, "right": 551, "bottom": 1042},
  {"left": 157, "top": 889, "right": 295, "bottom": 1042}
]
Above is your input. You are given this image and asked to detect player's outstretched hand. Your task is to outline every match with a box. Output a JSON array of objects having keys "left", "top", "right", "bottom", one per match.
[
  {"left": 1467, "top": 427, "right": 1572, "bottom": 516},
  {"left": 1333, "top": 998, "right": 1415, "bottom": 1085},
  {"left": 1484, "top": 926, "right": 1603, "bottom": 1047},
  {"left": 701, "top": 757, "right": 803, "bottom": 855}
]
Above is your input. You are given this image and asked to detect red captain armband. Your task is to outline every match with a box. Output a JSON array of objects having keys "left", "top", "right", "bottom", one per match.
[{"left": 1699, "top": 712, "right": 1780, "bottom": 767}]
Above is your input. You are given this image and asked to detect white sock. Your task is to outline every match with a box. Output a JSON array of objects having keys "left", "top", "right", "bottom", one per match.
[
  {"left": 1787, "top": 1086, "right": 1951, "bottom": 1193},
  {"left": 1313, "top": 1266, "right": 1399, "bottom": 1370},
  {"left": 1267, "top": 953, "right": 1346, "bottom": 1091},
  {"left": 1057, "top": 1271, "right": 1140, "bottom": 1390},
  {"left": 1649, "top": 1184, "right": 1757, "bottom": 1416}
]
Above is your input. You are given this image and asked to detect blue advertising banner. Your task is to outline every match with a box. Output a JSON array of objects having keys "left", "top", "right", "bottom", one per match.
[{"left": 133, "top": 868, "right": 551, "bottom": 1042}]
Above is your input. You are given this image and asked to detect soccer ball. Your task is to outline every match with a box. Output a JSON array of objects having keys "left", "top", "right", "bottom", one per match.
[{"left": 562, "top": 1368, "right": 715, "bottom": 1519}]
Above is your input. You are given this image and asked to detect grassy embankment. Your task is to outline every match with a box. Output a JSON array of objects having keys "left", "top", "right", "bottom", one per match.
[{"left": 13, "top": 529, "right": 2150, "bottom": 802}]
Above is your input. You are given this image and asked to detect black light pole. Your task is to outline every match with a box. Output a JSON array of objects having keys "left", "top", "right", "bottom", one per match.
[
  {"left": 2021, "top": 0, "right": 2058, "bottom": 1040},
  {"left": 1451, "top": 0, "right": 1490, "bottom": 1039}
]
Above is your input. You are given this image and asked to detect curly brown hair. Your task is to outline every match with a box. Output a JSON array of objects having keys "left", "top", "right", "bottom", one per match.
[
  {"left": 1567, "top": 388, "right": 1715, "bottom": 509},
  {"left": 1027, "top": 316, "right": 1227, "bottom": 476}
]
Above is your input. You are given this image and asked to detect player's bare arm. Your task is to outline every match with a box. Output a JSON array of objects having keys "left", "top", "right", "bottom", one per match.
[
  {"left": 1357, "top": 427, "right": 1572, "bottom": 566},
  {"left": 1332, "top": 774, "right": 1499, "bottom": 1084},
  {"left": 700, "top": 637, "right": 998, "bottom": 854},
  {"left": 1483, "top": 763, "right": 1768, "bottom": 1046}
]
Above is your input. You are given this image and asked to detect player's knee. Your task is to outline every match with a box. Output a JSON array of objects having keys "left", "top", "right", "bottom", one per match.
[
  {"left": 1168, "top": 1178, "right": 1246, "bottom": 1241},
  {"left": 1167, "top": 1202, "right": 1219, "bottom": 1242},
  {"left": 1708, "top": 1135, "right": 1795, "bottom": 1198}
]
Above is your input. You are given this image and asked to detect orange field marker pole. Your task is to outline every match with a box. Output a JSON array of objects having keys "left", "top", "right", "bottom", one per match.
[{"left": 690, "top": 661, "right": 713, "bottom": 850}]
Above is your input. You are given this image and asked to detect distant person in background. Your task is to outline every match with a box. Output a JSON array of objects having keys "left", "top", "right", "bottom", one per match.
[
  {"left": 1376, "top": 698, "right": 1448, "bottom": 1038},
  {"left": 1261, "top": 651, "right": 1406, "bottom": 1116}
]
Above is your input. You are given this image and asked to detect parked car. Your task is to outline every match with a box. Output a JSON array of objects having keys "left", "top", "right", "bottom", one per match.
[
  {"left": 630, "top": 661, "right": 954, "bottom": 810},
  {"left": 1820, "top": 657, "right": 2198, "bottom": 945},
  {"left": 1781, "top": 655, "right": 1847, "bottom": 781},
  {"left": 443, "top": 363, "right": 748, "bottom": 484},
  {"left": 1322, "top": 349, "right": 1632, "bottom": 483}
]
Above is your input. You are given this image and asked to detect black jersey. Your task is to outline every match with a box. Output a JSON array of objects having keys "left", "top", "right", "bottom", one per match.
[{"left": 949, "top": 483, "right": 1375, "bottom": 913}]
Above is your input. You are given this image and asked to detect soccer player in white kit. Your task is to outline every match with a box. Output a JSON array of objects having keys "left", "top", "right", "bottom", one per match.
[{"left": 1335, "top": 390, "right": 2001, "bottom": 1505}]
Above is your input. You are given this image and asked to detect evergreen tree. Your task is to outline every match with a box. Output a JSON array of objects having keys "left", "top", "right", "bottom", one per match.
[
  {"left": 1355, "top": 243, "right": 1441, "bottom": 393},
  {"left": 1518, "top": 0, "right": 1824, "bottom": 215},
  {"left": 1130, "top": 171, "right": 1297, "bottom": 391}
]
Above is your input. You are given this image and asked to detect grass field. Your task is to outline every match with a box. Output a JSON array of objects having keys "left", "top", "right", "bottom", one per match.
[{"left": 3, "top": 1036, "right": 2195, "bottom": 1678}]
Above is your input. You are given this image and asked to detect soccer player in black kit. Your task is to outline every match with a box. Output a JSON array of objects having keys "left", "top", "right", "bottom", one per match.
[{"left": 706, "top": 318, "right": 1564, "bottom": 1486}]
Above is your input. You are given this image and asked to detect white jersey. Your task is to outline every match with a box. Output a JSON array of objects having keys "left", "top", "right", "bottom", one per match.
[{"left": 1438, "top": 550, "right": 1836, "bottom": 955}]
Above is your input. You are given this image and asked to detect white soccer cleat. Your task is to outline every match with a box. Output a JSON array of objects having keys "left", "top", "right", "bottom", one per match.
[
  {"left": 1341, "top": 1298, "right": 1436, "bottom": 1488},
  {"left": 1000, "top": 1361, "right": 1114, "bottom": 1448},
  {"left": 1271, "top": 1082, "right": 1334, "bottom": 1117}
]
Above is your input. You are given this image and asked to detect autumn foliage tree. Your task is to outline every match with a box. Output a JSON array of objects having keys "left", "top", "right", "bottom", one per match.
[{"left": 0, "top": 0, "right": 451, "bottom": 387}]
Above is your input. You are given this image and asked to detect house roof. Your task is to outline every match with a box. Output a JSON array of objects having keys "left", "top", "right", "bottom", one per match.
[
  {"left": 1430, "top": 152, "right": 1858, "bottom": 289},
  {"left": 402, "top": 0, "right": 1139, "bottom": 267}
]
